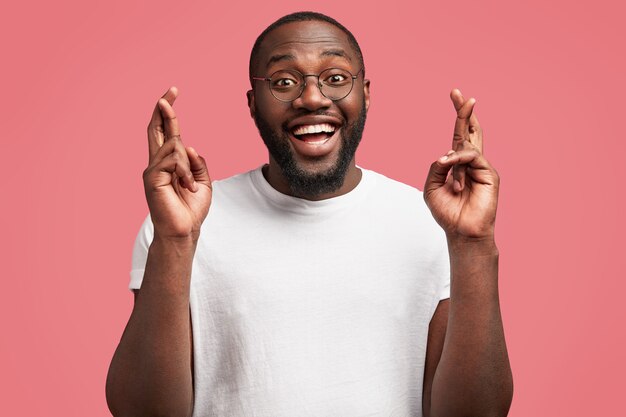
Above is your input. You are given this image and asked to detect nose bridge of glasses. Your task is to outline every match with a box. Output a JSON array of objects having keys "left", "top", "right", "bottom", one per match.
[
  {"left": 302, "top": 73, "right": 323, "bottom": 90},
  {"left": 299, "top": 73, "right": 327, "bottom": 101}
]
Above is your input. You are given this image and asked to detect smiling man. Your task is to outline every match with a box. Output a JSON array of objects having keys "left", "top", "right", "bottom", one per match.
[{"left": 106, "top": 12, "right": 513, "bottom": 417}]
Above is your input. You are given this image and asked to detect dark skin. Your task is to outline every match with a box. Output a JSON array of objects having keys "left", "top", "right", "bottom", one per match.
[{"left": 106, "top": 20, "right": 512, "bottom": 417}]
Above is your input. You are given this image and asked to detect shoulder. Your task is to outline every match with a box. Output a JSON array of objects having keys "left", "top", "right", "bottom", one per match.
[
  {"left": 210, "top": 168, "right": 260, "bottom": 205},
  {"left": 361, "top": 168, "right": 442, "bottom": 229},
  {"left": 363, "top": 168, "right": 426, "bottom": 207},
  {"left": 211, "top": 169, "right": 256, "bottom": 194},
  {"left": 204, "top": 167, "right": 268, "bottom": 220}
]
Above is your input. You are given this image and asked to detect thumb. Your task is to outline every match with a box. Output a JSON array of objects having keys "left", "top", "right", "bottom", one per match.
[
  {"left": 186, "top": 147, "right": 212, "bottom": 186},
  {"left": 424, "top": 151, "right": 454, "bottom": 196}
]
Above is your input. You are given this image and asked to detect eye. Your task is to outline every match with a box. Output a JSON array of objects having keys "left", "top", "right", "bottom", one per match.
[
  {"left": 270, "top": 71, "right": 301, "bottom": 90},
  {"left": 321, "top": 69, "right": 351, "bottom": 87},
  {"left": 328, "top": 74, "right": 347, "bottom": 83},
  {"left": 273, "top": 78, "right": 297, "bottom": 87}
]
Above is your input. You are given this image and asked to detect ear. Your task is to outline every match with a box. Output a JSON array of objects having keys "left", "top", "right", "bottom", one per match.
[
  {"left": 246, "top": 89, "right": 256, "bottom": 118},
  {"left": 363, "top": 79, "right": 371, "bottom": 112}
]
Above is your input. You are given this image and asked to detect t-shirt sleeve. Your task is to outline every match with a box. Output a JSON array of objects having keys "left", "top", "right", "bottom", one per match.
[
  {"left": 438, "top": 255, "right": 450, "bottom": 300},
  {"left": 435, "top": 229, "right": 451, "bottom": 301},
  {"left": 129, "top": 214, "right": 154, "bottom": 291}
]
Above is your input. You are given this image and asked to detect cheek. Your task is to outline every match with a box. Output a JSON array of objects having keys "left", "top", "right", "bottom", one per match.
[
  {"left": 340, "top": 98, "right": 364, "bottom": 119},
  {"left": 255, "top": 95, "right": 288, "bottom": 124}
]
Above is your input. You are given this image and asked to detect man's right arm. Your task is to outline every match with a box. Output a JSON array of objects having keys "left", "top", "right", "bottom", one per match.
[
  {"left": 106, "top": 236, "right": 196, "bottom": 417},
  {"left": 106, "top": 87, "right": 212, "bottom": 417}
]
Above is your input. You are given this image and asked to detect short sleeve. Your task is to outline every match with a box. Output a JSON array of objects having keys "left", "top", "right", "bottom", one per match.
[
  {"left": 435, "top": 230, "right": 451, "bottom": 301},
  {"left": 129, "top": 214, "right": 154, "bottom": 290},
  {"left": 439, "top": 269, "right": 450, "bottom": 300}
]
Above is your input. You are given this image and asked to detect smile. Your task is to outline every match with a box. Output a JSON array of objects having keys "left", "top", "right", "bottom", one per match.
[{"left": 291, "top": 123, "right": 337, "bottom": 145}]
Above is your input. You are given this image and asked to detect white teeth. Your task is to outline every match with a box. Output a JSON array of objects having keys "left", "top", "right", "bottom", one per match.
[{"left": 292, "top": 123, "right": 336, "bottom": 135}]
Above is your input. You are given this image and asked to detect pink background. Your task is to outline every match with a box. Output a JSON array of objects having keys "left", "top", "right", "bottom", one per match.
[{"left": 2, "top": 0, "right": 624, "bottom": 415}]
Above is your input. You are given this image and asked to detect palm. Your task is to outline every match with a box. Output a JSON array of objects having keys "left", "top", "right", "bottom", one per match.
[
  {"left": 150, "top": 176, "right": 212, "bottom": 237},
  {"left": 425, "top": 167, "right": 498, "bottom": 238}
]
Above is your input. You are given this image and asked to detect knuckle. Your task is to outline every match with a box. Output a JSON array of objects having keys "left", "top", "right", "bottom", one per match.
[
  {"left": 459, "top": 138, "right": 474, "bottom": 150},
  {"left": 469, "top": 125, "right": 482, "bottom": 134},
  {"left": 147, "top": 123, "right": 163, "bottom": 133}
]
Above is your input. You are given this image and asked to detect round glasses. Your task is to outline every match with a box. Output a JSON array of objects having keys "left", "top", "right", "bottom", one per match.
[{"left": 252, "top": 68, "right": 363, "bottom": 102}]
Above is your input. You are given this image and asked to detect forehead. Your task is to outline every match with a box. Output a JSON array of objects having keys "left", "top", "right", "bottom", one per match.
[{"left": 256, "top": 21, "right": 356, "bottom": 70}]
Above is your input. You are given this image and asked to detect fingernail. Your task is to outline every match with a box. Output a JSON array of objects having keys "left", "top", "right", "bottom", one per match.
[
  {"left": 454, "top": 180, "right": 462, "bottom": 191},
  {"left": 439, "top": 155, "right": 449, "bottom": 162}
]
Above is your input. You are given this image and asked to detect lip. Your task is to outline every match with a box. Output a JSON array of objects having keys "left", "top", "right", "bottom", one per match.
[{"left": 287, "top": 115, "right": 343, "bottom": 131}]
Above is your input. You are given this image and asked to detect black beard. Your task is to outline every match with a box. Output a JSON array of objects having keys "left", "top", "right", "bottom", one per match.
[{"left": 254, "top": 104, "right": 367, "bottom": 198}]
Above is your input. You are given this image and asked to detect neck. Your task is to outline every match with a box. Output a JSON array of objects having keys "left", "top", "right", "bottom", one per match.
[{"left": 262, "top": 159, "right": 362, "bottom": 201}]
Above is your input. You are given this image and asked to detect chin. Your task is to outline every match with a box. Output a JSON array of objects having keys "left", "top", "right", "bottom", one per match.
[{"left": 254, "top": 105, "right": 366, "bottom": 198}]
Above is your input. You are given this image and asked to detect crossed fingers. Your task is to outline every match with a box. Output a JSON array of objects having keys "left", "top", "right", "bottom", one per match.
[
  {"left": 449, "top": 89, "right": 484, "bottom": 191},
  {"left": 145, "top": 87, "right": 198, "bottom": 192}
]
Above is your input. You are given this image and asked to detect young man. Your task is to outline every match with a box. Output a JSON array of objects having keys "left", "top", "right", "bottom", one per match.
[{"left": 106, "top": 12, "right": 513, "bottom": 417}]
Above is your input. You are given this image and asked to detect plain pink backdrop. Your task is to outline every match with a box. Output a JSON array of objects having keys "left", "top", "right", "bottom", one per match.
[{"left": 1, "top": 0, "right": 624, "bottom": 415}]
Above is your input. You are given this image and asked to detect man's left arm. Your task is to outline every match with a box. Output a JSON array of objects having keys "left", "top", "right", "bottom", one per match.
[{"left": 422, "top": 89, "right": 513, "bottom": 417}]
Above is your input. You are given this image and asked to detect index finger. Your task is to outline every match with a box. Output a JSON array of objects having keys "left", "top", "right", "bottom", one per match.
[{"left": 147, "top": 87, "right": 178, "bottom": 162}]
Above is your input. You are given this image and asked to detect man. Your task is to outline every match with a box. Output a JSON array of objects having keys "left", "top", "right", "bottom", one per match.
[{"left": 106, "top": 11, "right": 513, "bottom": 417}]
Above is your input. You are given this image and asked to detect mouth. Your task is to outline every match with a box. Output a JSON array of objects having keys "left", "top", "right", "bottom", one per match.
[{"left": 289, "top": 123, "right": 338, "bottom": 146}]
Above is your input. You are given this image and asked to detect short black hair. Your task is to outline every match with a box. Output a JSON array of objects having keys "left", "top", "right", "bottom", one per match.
[{"left": 249, "top": 11, "right": 365, "bottom": 85}]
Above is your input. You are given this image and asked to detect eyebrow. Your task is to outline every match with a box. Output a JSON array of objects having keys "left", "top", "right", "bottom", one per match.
[
  {"left": 266, "top": 54, "right": 295, "bottom": 68},
  {"left": 265, "top": 49, "right": 353, "bottom": 68},
  {"left": 320, "top": 49, "right": 352, "bottom": 61}
]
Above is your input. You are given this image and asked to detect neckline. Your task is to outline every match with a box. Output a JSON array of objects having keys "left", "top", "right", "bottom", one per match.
[{"left": 249, "top": 165, "right": 374, "bottom": 216}]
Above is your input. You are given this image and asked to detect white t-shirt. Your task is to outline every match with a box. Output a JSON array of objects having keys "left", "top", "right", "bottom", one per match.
[{"left": 130, "top": 166, "right": 450, "bottom": 417}]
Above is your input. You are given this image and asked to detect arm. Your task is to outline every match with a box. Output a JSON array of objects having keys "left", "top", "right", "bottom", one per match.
[
  {"left": 422, "top": 90, "right": 513, "bottom": 417},
  {"left": 422, "top": 299, "right": 449, "bottom": 416},
  {"left": 106, "top": 87, "right": 212, "bottom": 417},
  {"left": 428, "top": 238, "right": 512, "bottom": 417},
  {"left": 106, "top": 238, "right": 196, "bottom": 417}
]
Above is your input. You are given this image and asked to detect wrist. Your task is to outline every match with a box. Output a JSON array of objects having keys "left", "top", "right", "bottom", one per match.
[
  {"left": 446, "top": 234, "right": 499, "bottom": 257},
  {"left": 151, "top": 231, "right": 199, "bottom": 252}
]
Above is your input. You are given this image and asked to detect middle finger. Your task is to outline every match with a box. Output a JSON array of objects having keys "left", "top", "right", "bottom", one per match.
[{"left": 158, "top": 97, "right": 181, "bottom": 142}]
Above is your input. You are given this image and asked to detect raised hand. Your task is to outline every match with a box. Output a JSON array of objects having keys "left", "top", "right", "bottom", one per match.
[
  {"left": 424, "top": 89, "right": 500, "bottom": 239},
  {"left": 143, "top": 87, "right": 212, "bottom": 240}
]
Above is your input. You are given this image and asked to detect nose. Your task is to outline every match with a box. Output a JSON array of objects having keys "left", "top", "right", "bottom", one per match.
[{"left": 292, "top": 75, "right": 332, "bottom": 111}]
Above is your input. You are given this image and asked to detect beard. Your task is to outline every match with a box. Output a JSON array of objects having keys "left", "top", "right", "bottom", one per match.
[{"left": 253, "top": 103, "right": 367, "bottom": 198}]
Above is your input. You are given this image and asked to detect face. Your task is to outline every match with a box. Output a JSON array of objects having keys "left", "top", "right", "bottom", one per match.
[{"left": 248, "top": 20, "right": 370, "bottom": 198}]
